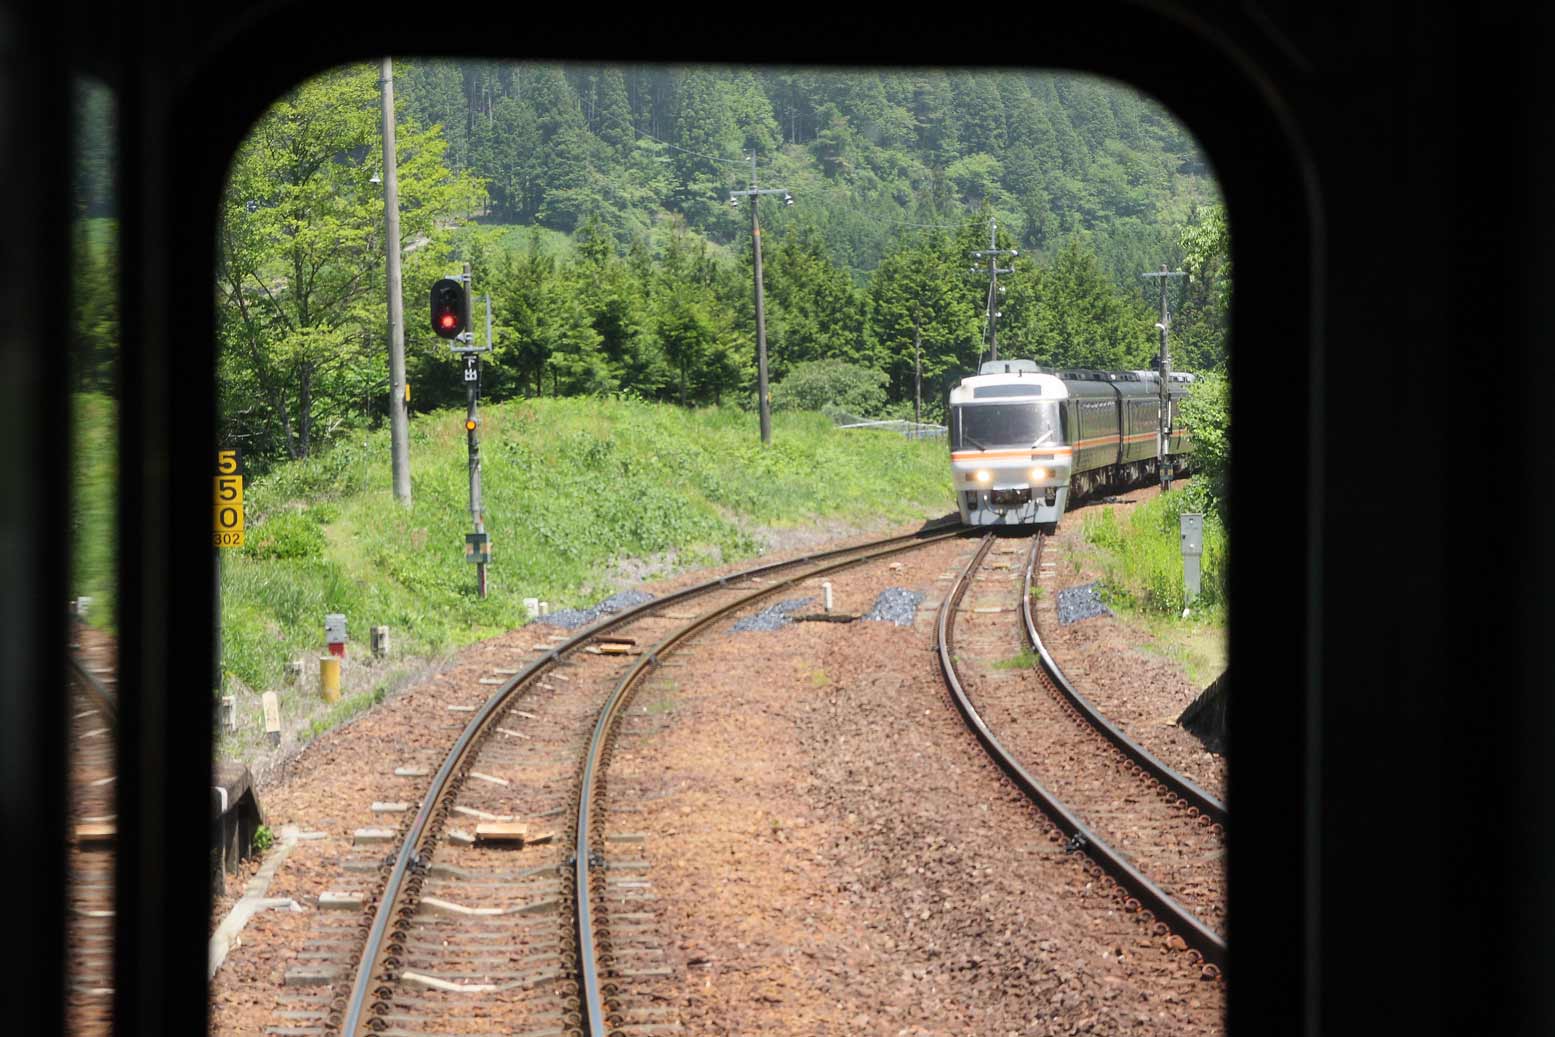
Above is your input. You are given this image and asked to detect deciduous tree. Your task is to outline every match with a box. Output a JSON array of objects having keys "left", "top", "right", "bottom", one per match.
[{"left": 217, "top": 64, "right": 481, "bottom": 465}]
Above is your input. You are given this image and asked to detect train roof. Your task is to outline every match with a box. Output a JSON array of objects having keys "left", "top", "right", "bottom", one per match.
[
  {"left": 1059, "top": 368, "right": 1196, "bottom": 397},
  {"left": 949, "top": 367, "right": 1069, "bottom": 404},
  {"left": 979, "top": 359, "right": 1041, "bottom": 375},
  {"left": 1058, "top": 368, "right": 1193, "bottom": 384},
  {"left": 951, "top": 360, "right": 1196, "bottom": 405},
  {"left": 1127, "top": 369, "right": 1196, "bottom": 384}
]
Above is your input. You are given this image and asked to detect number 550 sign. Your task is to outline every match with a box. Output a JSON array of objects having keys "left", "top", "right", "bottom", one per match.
[{"left": 215, "top": 449, "right": 244, "bottom": 548}]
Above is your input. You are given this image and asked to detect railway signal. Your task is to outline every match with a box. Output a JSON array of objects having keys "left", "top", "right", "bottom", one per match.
[
  {"left": 444, "top": 263, "right": 493, "bottom": 597},
  {"left": 429, "top": 277, "right": 469, "bottom": 339}
]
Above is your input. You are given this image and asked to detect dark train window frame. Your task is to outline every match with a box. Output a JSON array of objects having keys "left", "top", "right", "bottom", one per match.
[{"left": 32, "top": 8, "right": 1321, "bottom": 1036}]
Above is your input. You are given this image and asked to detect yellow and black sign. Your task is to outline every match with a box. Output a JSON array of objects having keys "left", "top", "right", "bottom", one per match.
[{"left": 215, "top": 448, "right": 244, "bottom": 548}]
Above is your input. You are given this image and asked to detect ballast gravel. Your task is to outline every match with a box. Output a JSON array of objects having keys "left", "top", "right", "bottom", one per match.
[
  {"left": 862, "top": 586, "right": 926, "bottom": 626},
  {"left": 531, "top": 588, "right": 656, "bottom": 629},
  {"left": 1037, "top": 484, "right": 1229, "bottom": 803},
  {"left": 731, "top": 596, "right": 815, "bottom": 632},
  {"left": 1057, "top": 581, "right": 1113, "bottom": 625}
]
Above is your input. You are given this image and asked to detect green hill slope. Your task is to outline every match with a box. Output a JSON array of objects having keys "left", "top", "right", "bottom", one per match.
[{"left": 222, "top": 396, "right": 951, "bottom": 694}]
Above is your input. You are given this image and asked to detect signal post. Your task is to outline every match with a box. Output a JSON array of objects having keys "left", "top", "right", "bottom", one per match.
[{"left": 430, "top": 266, "right": 492, "bottom": 597}]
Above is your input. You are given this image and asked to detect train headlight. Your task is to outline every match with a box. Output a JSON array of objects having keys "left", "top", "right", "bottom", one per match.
[
  {"left": 974, "top": 469, "right": 992, "bottom": 484},
  {"left": 1028, "top": 466, "right": 1049, "bottom": 482}
]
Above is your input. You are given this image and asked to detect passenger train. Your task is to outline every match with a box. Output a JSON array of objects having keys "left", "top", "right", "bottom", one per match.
[{"left": 949, "top": 359, "right": 1194, "bottom": 529}]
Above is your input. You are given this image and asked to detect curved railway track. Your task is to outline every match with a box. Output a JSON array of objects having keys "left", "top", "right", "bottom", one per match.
[
  {"left": 327, "top": 524, "right": 967, "bottom": 1037},
  {"left": 1019, "top": 535, "right": 1226, "bottom": 826},
  {"left": 936, "top": 532, "right": 1228, "bottom": 972}
]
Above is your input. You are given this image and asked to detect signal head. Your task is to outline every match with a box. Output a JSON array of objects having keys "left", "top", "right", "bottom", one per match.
[{"left": 430, "top": 277, "right": 469, "bottom": 340}]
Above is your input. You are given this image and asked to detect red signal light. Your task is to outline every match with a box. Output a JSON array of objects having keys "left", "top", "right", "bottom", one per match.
[{"left": 429, "top": 277, "right": 468, "bottom": 339}]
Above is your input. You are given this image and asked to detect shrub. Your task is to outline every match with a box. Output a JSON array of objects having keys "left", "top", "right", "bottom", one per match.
[
  {"left": 244, "top": 510, "right": 326, "bottom": 560},
  {"left": 1179, "top": 371, "right": 1229, "bottom": 520},
  {"left": 1080, "top": 491, "right": 1227, "bottom": 616},
  {"left": 769, "top": 359, "right": 888, "bottom": 418}
]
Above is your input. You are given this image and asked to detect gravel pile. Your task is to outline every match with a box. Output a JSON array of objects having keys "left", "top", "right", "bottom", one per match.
[
  {"left": 531, "top": 589, "right": 656, "bottom": 629},
  {"left": 861, "top": 587, "right": 926, "bottom": 626},
  {"left": 1056, "top": 581, "right": 1112, "bottom": 625},
  {"left": 731, "top": 597, "right": 815, "bottom": 633}
]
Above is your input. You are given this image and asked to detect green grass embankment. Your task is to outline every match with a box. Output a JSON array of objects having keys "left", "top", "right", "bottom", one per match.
[
  {"left": 1074, "top": 489, "right": 1228, "bottom": 686},
  {"left": 222, "top": 396, "right": 952, "bottom": 699},
  {"left": 71, "top": 393, "right": 117, "bottom": 630}
]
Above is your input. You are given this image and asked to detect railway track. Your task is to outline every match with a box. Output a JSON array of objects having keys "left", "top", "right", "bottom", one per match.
[
  {"left": 258, "top": 525, "right": 965, "bottom": 1037},
  {"left": 936, "top": 532, "right": 1227, "bottom": 972},
  {"left": 66, "top": 630, "right": 119, "bottom": 1037}
]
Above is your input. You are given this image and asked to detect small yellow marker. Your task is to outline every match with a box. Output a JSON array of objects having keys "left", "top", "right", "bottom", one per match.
[{"left": 320, "top": 656, "right": 341, "bottom": 703}]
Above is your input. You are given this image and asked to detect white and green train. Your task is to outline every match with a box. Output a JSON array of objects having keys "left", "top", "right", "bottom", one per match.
[{"left": 948, "top": 359, "right": 1194, "bottom": 529}]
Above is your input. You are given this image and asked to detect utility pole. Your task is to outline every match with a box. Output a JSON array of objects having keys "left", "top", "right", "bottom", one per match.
[
  {"left": 1142, "top": 265, "right": 1187, "bottom": 491},
  {"left": 913, "top": 319, "right": 923, "bottom": 429},
  {"left": 970, "top": 219, "right": 1017, "bottom": 363},
  {"left": 729, "top": 154, "right": 793, "bottom": 445},
  {"left": 380, "top": 57, "right": 411, "bottom": 505}
]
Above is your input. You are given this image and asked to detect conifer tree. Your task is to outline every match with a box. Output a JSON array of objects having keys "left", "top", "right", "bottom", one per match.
[
  {"left": 868, "top": 230, "right": 980, "bottom": 415},
  {"left": 594, "top": 68, "right": 634, "bottom": 155},
  {"left": 670, "top": 69, "right": 740, "bottom": 229},
  {"left": 1012, "top": 236, "right": 1153, "bottom": 370}
]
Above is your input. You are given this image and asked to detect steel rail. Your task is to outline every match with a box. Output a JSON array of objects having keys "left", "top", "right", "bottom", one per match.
[
  {"left": 340, "top": 521, "right": 963, "bottom": 1036},
  {"left": 68, "top": 653, "right": 117, "bottom": 726},
  {"left": 937, "top": 533, "right": 1227, "bottom": 969},
  {"left": 573, "top": 529, "right": 965, "bottom": 1036},
  {"left": 1021, "top": 535, "right": 1226, "bottom": 825}
]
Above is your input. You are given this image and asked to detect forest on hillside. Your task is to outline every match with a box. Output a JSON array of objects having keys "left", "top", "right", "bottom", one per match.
[{"left": 71, "top": 62, "right": 1231, "bottom": 474}]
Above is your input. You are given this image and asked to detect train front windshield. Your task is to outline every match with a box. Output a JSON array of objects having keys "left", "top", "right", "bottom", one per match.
[{"left": 951, "top": 402, "right": 1064, "bottom": 450}]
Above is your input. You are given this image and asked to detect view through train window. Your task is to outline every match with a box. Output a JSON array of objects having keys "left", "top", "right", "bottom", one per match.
[
  {"left": 206, "top": 60, "right": 1231, "bottom": 1036},
  {"left": 67, "top": 73, "right": 119, "bottom": 1037}
]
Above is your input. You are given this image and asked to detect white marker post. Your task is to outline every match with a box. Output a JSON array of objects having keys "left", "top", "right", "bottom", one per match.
[
  {"left": 1180, "top": 512, "right": 1204, "bottom": 617},
  {"left": 262, "top": 692, "right": 281, "bottom": 746}
]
